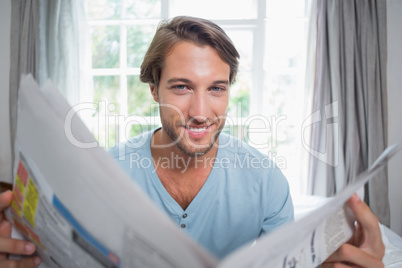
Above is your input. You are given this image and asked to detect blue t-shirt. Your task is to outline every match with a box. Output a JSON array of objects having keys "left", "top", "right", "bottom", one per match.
[{"left": 108, "top": 129, "right": 294, "bottom": 259}]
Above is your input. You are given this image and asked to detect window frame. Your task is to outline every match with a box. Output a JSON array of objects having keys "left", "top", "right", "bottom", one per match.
[{"left": 86, "top": 0, "right": 310, "bottom": 194}]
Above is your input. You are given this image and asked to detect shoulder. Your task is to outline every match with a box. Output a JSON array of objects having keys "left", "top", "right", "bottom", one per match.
[
  {"left": 107, "top": 130, "right": 156, "bottom": 181},
  {"left": 216, "top": 133, "right": 294, "bottom": 225},
  {"left": 218, "top": 132, "right": 290, "bottom": 193},
  {"left": 217, "top": 132, "right": 279, "bottom": 172},
  {"left": 218, "top": 132, "right": 266, "bottom": 157},
  {"left": 108, "top": 130, "right": 154, "bottom": 160},
  {"left": 216, "top": 133, "right": 290, "bottom": 201}
]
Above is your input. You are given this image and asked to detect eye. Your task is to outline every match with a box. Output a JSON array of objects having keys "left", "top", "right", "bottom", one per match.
[
  {"left": 174, "top": 85, "right": 188, "bottom": 91},
  {"left": 210, "top": 86, "right": 225, "bottom": 92}
]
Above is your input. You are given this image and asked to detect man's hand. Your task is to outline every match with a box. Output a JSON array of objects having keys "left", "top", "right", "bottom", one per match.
[
  {"left": 0, "top": 191, "right": 41, "bottom": 267},
  {"left": 322, "top": 193, "right": 385, "bottom": 268}
]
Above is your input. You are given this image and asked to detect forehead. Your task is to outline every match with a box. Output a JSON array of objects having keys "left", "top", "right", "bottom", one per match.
[{"left": 162, "top": 41, "right": 230, "bottom": 81}]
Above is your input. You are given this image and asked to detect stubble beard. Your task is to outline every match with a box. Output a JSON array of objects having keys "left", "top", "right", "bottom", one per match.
[{"left": 161, "top": 118, "right": 225, "bottom": 157}]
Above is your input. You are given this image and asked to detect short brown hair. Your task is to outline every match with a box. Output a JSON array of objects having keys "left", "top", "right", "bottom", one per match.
[{"left": 140, "top": 16, "right": 240, "bottom": 87}]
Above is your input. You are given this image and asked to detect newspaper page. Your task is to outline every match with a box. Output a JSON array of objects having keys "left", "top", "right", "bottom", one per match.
[
  {"left": 219, "top": 145, "right": 399, "bottom": 268},
  {"left": 6, "top": 75, "right": 217, "bottom": 268}
]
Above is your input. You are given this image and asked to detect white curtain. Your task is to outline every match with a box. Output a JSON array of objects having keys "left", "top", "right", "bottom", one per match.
[
  {"left": 8, "top": 0, "right": 38, "bottom": 184},
  {"left": 8, "top": 0, "right": 87, "bottom": 183},
  {"left": 0, "top": 0, "right": 13, "bottom": 187},
  {"left": 306, "top": 0, "right": 389, "bottom": 226},
  {"left": 37, "top": 0, "right": 88, "bottom": 105}
]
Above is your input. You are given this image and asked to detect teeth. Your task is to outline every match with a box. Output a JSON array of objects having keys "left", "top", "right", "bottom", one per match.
[{"left": 187, "top": 127, "right": 207, "bottom": 132}]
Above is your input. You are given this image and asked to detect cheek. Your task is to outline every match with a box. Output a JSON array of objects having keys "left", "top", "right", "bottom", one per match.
[
  {"left": 211, "top": 96, "right": 229, "bottom": 115},
  {"left": 160, "top": 94, "right": 190, "bottom": 113},
  {"left": 159, "top": 97, "right": 189, "bottom": 120}
]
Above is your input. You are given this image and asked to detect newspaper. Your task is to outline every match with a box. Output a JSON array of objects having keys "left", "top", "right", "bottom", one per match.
[
  {"left": 7, "top": 75, "right": 215, "bottom": 268},
  {"left": 6, "top": 75, "right": 399, "bottom": 267},
  {"left": 219, "top": 143, "right": 399, "bottom": 268}
]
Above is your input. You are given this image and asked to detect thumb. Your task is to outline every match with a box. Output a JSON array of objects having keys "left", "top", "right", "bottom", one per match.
[{"left": 346, "top": 193, "right": 384, "bottom": 258}]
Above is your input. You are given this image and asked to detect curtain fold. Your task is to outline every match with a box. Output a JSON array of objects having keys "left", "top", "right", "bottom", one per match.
[
  {"left": 8, "top": 0, "right": 87, "bottom": 183},
  {"left": 307, "top": 0, "right": 389, "bottom": 226},
  {"left": 8, "top": 0, "right": 38, "bottom": 184},
  {"left": 37, "top": 0, "right": 87, "bottom": 105}
]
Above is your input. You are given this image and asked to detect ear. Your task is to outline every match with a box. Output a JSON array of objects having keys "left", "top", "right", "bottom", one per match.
[{"left": 150, "top": 84, "right": 159, "bottom": 102}]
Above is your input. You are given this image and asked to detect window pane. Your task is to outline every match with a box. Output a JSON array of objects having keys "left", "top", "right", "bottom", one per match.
[
  {"left": 92, "top": 76, "right": 121, "bottom": 148},
  {"left": 93, "top": 76, "right": 121, "bottom": 110},
  {"left": 225, "top": 30, "right": 253, "bottom": 119},
  {"left": 263, "top": 16, "right": 308, "bottom": 193},
  {"left": 127, "top": 25, "right": 157, "bottom": 68},
  {"left": 264, "top": 74, "right": 303, "bottom": 122},
  {"left": 170, "top": 0, "right": 257, "bottom": 19},
  {"left": 266, "top": 0, "right": 307, "bottom": 18},
  {"left": 127, "top": 76, "right": 159, "bottom": 116},
  {"left": 91, "top": 26, "right": 120, "bottom": 68},
  {"left": 228, "top": 72, "right": 251, "bottom": 118},
  {"left": 264, "top": 19, "right": 307, "bottom": 72},
  {"left": 124, "top": 0, "right": 161, "bottom": 19},
  {"left": 222, "top": 124, "right": 249, "bottom": 143},
  {"left": 129, "top": 124, "right": 160, "bottom": 137},
  {"left": 87, "top": 0, "right": 121, "bottom": 20},
  {"left": 225, "top": 30, "right": 253, "bottom": 71}
]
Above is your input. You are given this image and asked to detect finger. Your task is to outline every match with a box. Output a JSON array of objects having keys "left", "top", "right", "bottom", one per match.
[
  {"left": 347, "top": 194, "right": 385, "bottom": 258},
  {"left": 0, "top": 191, "right": 13, "bottom": 222},
  {"left": 0, "top": 237, "right": 36, "bottom": 256},
  {"left": 0, "top": 191, "right": 13, "bottom": 211},
  {"left": 347, "top": 194, "right": 380, "bottom": 234},
  {"left": 325, "top": 243, "right": 384, "bottom": 268},
  {"left": 0, "top": 220, "right": 12, "bottom": 238},
  {"left": 322, "top": 262, "right": 350, "bottom": 268},
  {"left": 0, "top": 221, "right": 12, "bottom": 260},
  {"left": 352, "top": 222, "right": 363, "bottom": 245},
  {"left": 0, "top": 256, "right": 41, "bottom": 268}
]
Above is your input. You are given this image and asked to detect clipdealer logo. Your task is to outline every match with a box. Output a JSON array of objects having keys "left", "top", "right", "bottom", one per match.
[
  {"left": 63, "top": 101, "right": 290, "bottom": 170},
  {"left": 63, "top": 101, "right": 289, "bottom": 151}
]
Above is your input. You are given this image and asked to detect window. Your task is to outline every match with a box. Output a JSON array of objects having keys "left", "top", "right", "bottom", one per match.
[{"left": 85, "top": 0, "right": 309, "bottom": 194}]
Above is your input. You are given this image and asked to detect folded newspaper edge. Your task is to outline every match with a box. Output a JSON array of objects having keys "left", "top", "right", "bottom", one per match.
[
  {"left": 7, "top": 75, "right": 399, "bottom": 268},
  {"left": 7, "top": 75, "right": 216, "bottom": 268},
  {"left": 218, "top": 147, "right": 399, "bottom": 267}
]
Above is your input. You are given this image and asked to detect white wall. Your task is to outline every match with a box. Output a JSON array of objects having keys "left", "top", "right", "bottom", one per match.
[
  {"left": 0, "top": 0, "right": 12, "bottom": 182},
  {"left": 387, "top": 0, "right": 402, "bottom": 236}
]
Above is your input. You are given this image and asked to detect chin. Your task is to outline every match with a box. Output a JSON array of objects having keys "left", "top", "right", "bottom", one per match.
[
  {"left": 177, "top": 140, "right": 216, "bottom": 157},
  {"left": 187, "top": 132, "right": 221, "bottom": 156}
]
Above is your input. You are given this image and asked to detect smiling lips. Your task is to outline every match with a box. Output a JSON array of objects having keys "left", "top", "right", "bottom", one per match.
[{"left": 183, "top": 124, "right": 213, "bottom": 139}]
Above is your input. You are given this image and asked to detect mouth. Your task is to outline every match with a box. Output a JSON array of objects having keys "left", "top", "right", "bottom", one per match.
[
  {"left": 184, "top": 124, "right": 212, "bottom": 131},
  {"left": 182, "top": 123, "right": 213, "bottom": 139},
  {"left": 184, "top": 125, "right": 210, "bottom": 132}
]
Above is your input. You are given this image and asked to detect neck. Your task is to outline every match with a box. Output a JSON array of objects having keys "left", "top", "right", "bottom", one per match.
[{"left": 150, "top": 129, "right": 218, "bottom": 210}]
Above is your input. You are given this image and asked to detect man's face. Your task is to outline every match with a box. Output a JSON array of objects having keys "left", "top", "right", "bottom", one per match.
[{"left": 150, "top": 41, "right": 230, "bottom": 157}]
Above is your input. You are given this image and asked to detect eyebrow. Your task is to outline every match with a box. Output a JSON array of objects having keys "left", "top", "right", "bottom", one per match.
[
  {"left": 167, "top": 78, "right": 191, "bottom": 84},
  {"left": 167, "top": 78, "right": 229, "bottom": 85}
]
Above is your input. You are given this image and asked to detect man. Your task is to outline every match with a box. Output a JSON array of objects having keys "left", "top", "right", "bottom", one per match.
[
  {"left": 0, "top": 16, "right": 385, "bottom": 267},
  {"left": 111, "top": 16, "right": 293, "bottom": 259}
]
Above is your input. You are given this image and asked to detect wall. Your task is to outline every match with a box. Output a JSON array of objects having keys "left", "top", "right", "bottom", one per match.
[
  {"left": 387, "top": 0, "right": 402, "bottom": 236},
  {"left": 0, "top": 0, "right": 11, "bottom": 182}
]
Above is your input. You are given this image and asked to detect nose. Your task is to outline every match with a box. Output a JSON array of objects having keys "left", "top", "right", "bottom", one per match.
[{"left": 188, "top": 91, "right": 210, "bottom": 123}]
